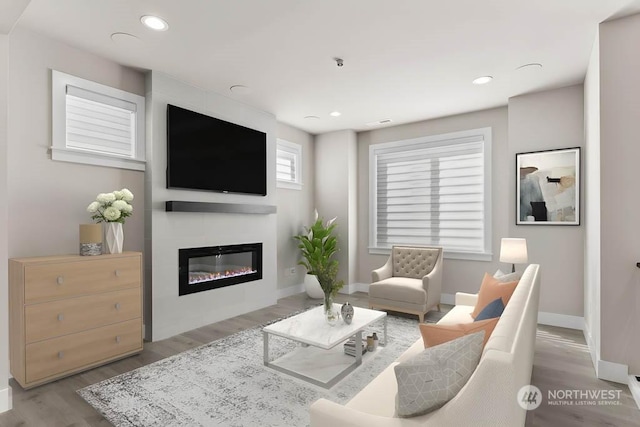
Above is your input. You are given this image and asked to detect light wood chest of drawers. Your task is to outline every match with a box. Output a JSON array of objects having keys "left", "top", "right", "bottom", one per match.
[{"left": 9, "top": 252, "right": 143, "bottom": 389}]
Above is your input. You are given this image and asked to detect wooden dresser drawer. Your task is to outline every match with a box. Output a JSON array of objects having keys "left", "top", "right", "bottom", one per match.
[
  {"left": 25, "top": 287, "right": 141, "bottom": 343},
  {"left": 25, "top": 319, "right": 142, "bottom": 384},
  {"left": 24, "top": 255, "right": 140, "bottom": 303}
]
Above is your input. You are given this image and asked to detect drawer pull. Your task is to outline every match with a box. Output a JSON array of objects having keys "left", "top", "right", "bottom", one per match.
[
  {"left": 57, "top": 313, "right": 64, "bottom": 321},
  {"left": 58, "top": 351, "right": 64, "bottom": 359},
  {"left": 115, "top": 335, "right": 121, "bottom": 343},
  {"left": 115, "top": 303, "right": 121, "bottom": 311},
  {"left": 56, "top": 276, "right": 64, "bottom": 285},
  {"left": 114, "top": 270, "right": 121, "bottom": 277}
]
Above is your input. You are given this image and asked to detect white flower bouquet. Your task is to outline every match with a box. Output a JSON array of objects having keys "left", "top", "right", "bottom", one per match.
[{"left": 87, "top": 188, "right": 134, "bottom": 223}]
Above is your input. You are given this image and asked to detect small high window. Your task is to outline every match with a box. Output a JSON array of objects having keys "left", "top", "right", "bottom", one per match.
[
  {"left": 276, "top": 139, "right": 302, "bottom": 190},
  {"left": 51, "top": 70, "right": 146, "bottom": 171}
]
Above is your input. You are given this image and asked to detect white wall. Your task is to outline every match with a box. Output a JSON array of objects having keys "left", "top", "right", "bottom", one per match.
[
  {"left": 584, "top": 32, "right": 601, "bottom": 369},
  {"left": 275, "top": 123, "right": 314, "bottom": 294},
  {"left": 599, "top": 13, "right": 640, "bottom": 374},
  {"left": 146, "top": 72, "right": 278, "bottom": 341},
  {"left": 7, "top": 28, "right": 145, "bottom": 258},
  {"left": 315, "top": 130, "right": 358, "bottom": 288},
  {"left": 357, "top": 108, "right": 510, "bottom": 295},
  {"left": 0, "top": 33, "right": 10, "bottom": 413},
  {"left": 507, "top": 85, "right": 585, "bottom": 318}
]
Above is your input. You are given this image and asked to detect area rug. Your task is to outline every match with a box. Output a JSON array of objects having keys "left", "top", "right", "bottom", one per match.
[{"left": 79, "top": 311, "right": 427, "bottom": 427}]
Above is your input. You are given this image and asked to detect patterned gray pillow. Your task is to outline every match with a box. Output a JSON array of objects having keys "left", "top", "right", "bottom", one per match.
[{"left": 394, "top": 331, "right": 484, "bottom": 417}]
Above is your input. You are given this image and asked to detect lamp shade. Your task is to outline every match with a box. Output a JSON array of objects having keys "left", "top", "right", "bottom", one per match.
[{"left": 500, "top": 238, "right": 528, "bottom": 264}]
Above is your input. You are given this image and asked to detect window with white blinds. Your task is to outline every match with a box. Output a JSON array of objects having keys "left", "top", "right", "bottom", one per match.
[
  {"left": 276, "top": 139, "right": 302, "bottom": 190},
  {"left": 369, "top": 128, "right": 492, "bottom": 260},
  {"left": 51, "top": 70, "right": 146, "bottom": 171},
  {"left": 65, "top": 86, "right": 136, "bottom": 157}
]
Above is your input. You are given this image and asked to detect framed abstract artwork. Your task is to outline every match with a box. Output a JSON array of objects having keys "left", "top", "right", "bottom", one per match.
[{"left": 516, "top": 147, "right": 580, "bottom": 225}]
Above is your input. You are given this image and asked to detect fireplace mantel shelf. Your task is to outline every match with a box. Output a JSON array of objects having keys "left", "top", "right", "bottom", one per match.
[{"left": 165, "top": 201, "right": 277, "bottom": 214}]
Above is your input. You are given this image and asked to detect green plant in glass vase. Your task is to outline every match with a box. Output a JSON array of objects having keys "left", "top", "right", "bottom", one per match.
[{"left": 294, "top": 210, "right": 344, "bottom": 324}]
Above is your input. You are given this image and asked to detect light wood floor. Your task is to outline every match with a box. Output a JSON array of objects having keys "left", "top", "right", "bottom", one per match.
[{"left": 0, "top": 292, "right": 637, "bottom": 426}]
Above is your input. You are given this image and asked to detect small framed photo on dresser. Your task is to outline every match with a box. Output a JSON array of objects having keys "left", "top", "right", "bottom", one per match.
[{"left": 516, "top": 147, "right": 580, "bottom": 225}]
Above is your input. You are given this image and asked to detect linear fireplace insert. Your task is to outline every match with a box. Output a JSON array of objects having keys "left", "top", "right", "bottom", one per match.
[{"left": 179, "top": 243, "right": 262, "bottom": 296}]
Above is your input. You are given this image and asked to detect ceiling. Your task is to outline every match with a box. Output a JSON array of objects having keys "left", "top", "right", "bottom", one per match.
[{"left": 14, "top": 0, "right": 640, "bottom": 134}]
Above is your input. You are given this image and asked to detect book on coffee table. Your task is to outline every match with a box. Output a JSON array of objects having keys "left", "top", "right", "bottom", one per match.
[{"left": 343, "top": 339, "right": 367, "bottom": 356}]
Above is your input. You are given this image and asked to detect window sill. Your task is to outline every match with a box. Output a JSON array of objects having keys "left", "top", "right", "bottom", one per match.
[
  {"left": 368, "top": 247, "right": 492, "bottom": 262},
  {"left": 51, "top": 147, "right": 146, "bottom": 171},
  {"left": 276, "top": 181, "right": 303, "bottom": 190}
]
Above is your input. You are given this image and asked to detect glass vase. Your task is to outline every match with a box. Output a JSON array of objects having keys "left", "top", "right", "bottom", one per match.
[{"left": 323, "top": 293, "right": 340, "bottom": 326}]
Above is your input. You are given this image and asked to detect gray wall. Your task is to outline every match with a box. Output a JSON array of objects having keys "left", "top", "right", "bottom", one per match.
[
  {"left": 4, "top": 28, "right": 145, "bottom": 404},
  {"left": 599, "top": 14, "right": 640, "bottom": 373},
  {"left": 7, "top": 28, "right": 145, "bottom": 258},
  {"left": 507, "top": 85, "right": 585, "bottom": 318},
  {"left": 0, "top": 33, "right": 9, "bottom": 412},
  {"left": 357, "top": 108, "right": 510, "bottom": 296},
  {"left": 316, "top": 130, "right": 358, "bottom": 288},
  {"left": 275, "top": 122, "right": 315, "bottom": 291},
  {"left": 146, "top": 72, "right": 278, "bottom": 341}
]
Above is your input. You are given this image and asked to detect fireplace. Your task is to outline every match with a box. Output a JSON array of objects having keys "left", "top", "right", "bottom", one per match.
[{"left": 179, "top": 243, "right": 262, "bottom": 296}]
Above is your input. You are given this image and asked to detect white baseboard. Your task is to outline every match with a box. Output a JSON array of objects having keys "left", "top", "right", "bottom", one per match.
[
  {"left": 537, "top": 312, "right": 584, "bottom": 330},
  {"left": 583, "top": 324, "right": 598, "bottom": 373},
  {"left": 597, "top": 359, "right": 629, "bottom": 384},
  {"left": 0, "top": 386, "right": 11, "bottom": 413},
  {"left": 351, "top": 283, "right": 370, "bottom": 293},
  {"left": 277, "top": 283, "right": 305, "bottom": 299},
  {"left": 628, "top": 375, "right": 640, "bottom": 410},
  {"left": 440, "top": 293, "right": 455, "bottom": 305}
]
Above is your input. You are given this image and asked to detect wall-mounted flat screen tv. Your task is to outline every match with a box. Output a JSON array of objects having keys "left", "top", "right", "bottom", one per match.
[{"left": 166, "top": 104, "right": 267, "bottom": 196}]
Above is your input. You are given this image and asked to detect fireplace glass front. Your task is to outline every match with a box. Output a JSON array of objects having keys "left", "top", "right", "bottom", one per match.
[{"left": 179, "top": 243, "right": 262, "bottom": 296}]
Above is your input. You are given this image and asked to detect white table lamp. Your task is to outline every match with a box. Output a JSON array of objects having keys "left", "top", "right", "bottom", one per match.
[{"left": 500, "top": 238, "right": 528, "bottom": 273}]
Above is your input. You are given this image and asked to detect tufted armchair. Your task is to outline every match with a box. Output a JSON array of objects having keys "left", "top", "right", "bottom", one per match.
[{"left": 369, "top": 246, "right": 443, "bottom": 323}]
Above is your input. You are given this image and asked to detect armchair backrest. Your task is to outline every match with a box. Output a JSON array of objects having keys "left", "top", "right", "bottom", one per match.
[{"left": 391, "top": 246, "right": 442, "bottom": 279}]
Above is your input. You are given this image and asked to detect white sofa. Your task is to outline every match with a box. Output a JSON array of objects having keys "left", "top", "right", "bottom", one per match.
[{"left": 310, "top": 263, "right": 541, "bottom": 427}]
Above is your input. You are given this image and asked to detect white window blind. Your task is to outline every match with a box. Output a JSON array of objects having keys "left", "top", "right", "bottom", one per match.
[
  {"left": 66, "top": 85, "right": 136, "bottom": 158},
  {"left": 51, "top": 70, "right": 146, "bottom": 171},
  {"left": 276, "top": 139, "right": 302, "bottom": 189},
  {"left": 370, "top": 128, "right": 491, "bottom": 259}
]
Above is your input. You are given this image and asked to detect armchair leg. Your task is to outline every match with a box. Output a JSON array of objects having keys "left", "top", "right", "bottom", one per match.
[
  {"left": 418, "top": 313, "right": 424, "bottom": 323},
  {"left": 437, "top": 304, "right": 441, "bottom": 312}
]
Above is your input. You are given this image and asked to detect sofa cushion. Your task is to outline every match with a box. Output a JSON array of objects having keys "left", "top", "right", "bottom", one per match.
[
  {"left": 471, "top": 273, "right": 518, "bottom": 319},
  {"left": 436, "top": 304, "right": 474, "bottom": 325},
  {"left": 394, "top": 332, "right": 484, "bottom": 417},
  {"left": 345, "top": 361, "right": 400, "bottom": 417},
  {"left": 369, "top": 278, "right": 426, "bottom": 304},
  {"left": 474, "top": 297, "right": 505, "bottom": 321},
  {"left": 418, "top": 318, "right": 498, "bottom": 348}
]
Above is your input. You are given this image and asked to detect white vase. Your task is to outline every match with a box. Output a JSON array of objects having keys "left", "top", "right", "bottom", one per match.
[
  {"left": 104, "top": 222, "right": 124, "bottom": 254},
  {"left": 304, "top": 274, "right": 324, "bottom": 299}
]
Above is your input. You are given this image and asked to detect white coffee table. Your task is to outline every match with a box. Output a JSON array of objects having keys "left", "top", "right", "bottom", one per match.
[{"left": 263, "top": 304, "right": 387, "bottom": 388}]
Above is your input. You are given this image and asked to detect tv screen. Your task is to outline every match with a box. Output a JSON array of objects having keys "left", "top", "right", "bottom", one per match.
[{"left": 166, "top": 104, "right": 267, "bottom": 196}]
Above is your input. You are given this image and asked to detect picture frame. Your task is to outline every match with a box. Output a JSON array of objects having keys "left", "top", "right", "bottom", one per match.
[{"left": 516, "top": 147, "right": 580, "bottom": 225}]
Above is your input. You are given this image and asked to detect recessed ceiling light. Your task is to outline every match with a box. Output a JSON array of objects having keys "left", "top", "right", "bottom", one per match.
[
  {"left": 329, "top": 111, "right": 341, "bottom": 117},
  {"left": 140, "top": 15, "right": 169, "bottom": 31},
  {"left": 304, "top": 115, "right": 320, "bottom": 120},
  {"left": 472, "top": 76, "right": 493, "bottom": 85},
  {"left": 229, "top": 85, "right": 251, "bottom": 95}
]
